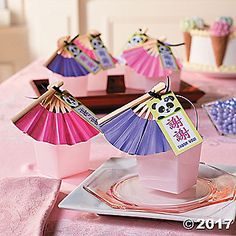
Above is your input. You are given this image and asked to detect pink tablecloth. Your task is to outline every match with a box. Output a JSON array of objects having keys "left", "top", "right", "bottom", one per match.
[{"left": 0, "top": 61, "right": 236, "bottom": 235}]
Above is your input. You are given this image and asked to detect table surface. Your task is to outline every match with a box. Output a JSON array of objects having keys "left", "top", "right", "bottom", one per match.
[{"left": 1, "top": 61, "right": 236, "bottom": 235}]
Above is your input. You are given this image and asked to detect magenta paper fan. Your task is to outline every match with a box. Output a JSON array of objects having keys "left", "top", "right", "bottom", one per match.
[
  {"left": 74, "top": 34, "right": 118, "bottom": 66},
  {"left": 122, "top": 41, "right": 180, "bottom": 78},
  {"left": 13, "top": 85, "right": 99, "bottom": 145},
  {"left": 74, "top": 38, "right": 97, "bottom": 60}
]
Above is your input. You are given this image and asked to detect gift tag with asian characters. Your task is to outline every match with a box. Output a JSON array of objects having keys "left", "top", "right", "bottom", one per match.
[
  {"left": 54, "top": 90, "right": 100, "bottom": 131},
  {"left": 66, "top": 43, "right": 101, "bottom": 74},
  {"left": 157, "top": 43, "right": 179, "bottom": 71},
  {"left": 89, "top": 34, "right": 115, "bottom": 70},
  {"left": 147, "top": 92, "right": 202, "bottom": 155}
]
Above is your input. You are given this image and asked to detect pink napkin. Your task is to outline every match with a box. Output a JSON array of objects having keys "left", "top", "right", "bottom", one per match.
[{"left": 0, "top": 176, "right": 61, "bottom": 236}]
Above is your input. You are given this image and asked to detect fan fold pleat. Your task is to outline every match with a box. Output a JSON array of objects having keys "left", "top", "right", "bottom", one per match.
[
  {"left": 74, "top": 38, "right": 118, "bottom": 64},
  {"left": 123, "top": 46, "right": 171, "bottom": 78},
  {"left": 47, "top": 54, "right": 90, "bottom": 77},
  {"left": 74, "top": 39, "right": 97, "bottom": 60},
  {"left": 100, "top": 109, "right": 170, "bottom": 155},
  {"left": 15, "top": 104, "right": 99, "bottom": 145}
]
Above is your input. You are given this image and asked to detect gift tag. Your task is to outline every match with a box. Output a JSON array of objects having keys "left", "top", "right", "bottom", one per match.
[
  {"left": 157, "top": 43, "right": 179, "bottom": 70},
  {"left": 89, "top": 35, "right": 114, "bottom": 70},
  {"left": 66, "top": 43, "right": 101, "bottom": 74},
  {"left": 55, "top": 90, "right": 100, "bottom": 131},
  {"left": 147, "top": 92, "right": 202, "bottom": 155},
  {"left": 127, "top": 32, "right": 149, "bottom": 47}
]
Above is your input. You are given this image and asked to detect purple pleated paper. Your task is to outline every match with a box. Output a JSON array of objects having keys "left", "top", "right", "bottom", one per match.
[
  {"left": 47, "top": 54, "right": 90, "bottom": 77},
  {"left": 100, "top": 109, "right": 170, "bottom": 155}
]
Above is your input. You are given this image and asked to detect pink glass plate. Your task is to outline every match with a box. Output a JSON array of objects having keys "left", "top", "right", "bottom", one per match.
[
  {"left": 111, "top": 175, "right": 212, "bottom": 207},
  {"left": 83, "top": 163, "right": 236, "bottom": 214}
]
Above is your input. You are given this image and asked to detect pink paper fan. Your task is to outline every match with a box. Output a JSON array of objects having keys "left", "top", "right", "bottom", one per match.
[
  {"left": 74, "top": 34, "right": 118, "bottom": 64},
  {"left": 13, "top": 84, "right": 99, "bottom": 145},
  {"left": 74, "top": 38, "right": 97, "bottom": 60},
  {"left": 123, "top": 41, "right": 181, "bottom": 78}
]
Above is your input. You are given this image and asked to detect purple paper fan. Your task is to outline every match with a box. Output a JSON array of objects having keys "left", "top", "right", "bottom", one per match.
[
  {"left": 100, "top": 109, "right": 170, "bottom": 155},
  {"left": 47, "top": 54, "right": 90, "bottom": 77}
]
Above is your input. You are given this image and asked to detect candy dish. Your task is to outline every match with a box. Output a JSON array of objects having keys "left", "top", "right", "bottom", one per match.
[
  {"left": 203, "top": 97, "right": 236, "bottom": 137},
  {"left": 59, "top": 158, "right": 236, "bottom": 222}
]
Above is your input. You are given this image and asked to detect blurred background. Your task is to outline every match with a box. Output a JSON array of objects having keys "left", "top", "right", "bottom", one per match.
[{"left": 0, "top": 0, "right": 235, "bottom": 83}]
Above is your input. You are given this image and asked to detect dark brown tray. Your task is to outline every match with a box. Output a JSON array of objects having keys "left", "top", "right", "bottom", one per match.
[{"left": 31, "top": 79, "right": 205, "bottom": 113}]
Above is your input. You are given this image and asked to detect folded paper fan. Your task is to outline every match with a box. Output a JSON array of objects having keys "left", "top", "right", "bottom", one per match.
[
  {"left": 46, "top": 35, "right": 101, "bottom": 77},
  {"left": 123, "top": 40, "right": 181, "bottom": 78},
  {"left": 98, "top": 82, "right": 170, "bottom": 155},
  {"left": 46, "top": 54, "right": 91, "bottom": 77},
  {"left": 74, "top": 35, "right": 97, "bottom": 61},
  {"left": 100, "top": 108, "right": 170, "bottom": 155},
  {"left": 12, "top": 82, "right": 100, "bottom": 145},
  {"left": 74, "top": 31, "right": 117, "bottom": 69}
]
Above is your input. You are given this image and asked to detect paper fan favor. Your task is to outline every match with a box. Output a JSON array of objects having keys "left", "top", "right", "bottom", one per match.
[
  {"left": 99, "top": 81, "right": 202, "bottom": 156},
  {"left": 99, "top": 82, "right": 203, "bottom": 193},
  {"left": 45, "top": 35, "right": 101, "bottom": 77},
  {"left": 12, "top": 82, "right": 100, "bottom": 145},
  {"left": 74, "top": 31, "right": 117, "bottom": 70},
  {"left": 122, "top": 40, "right": 181, "bottom": 78}
]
